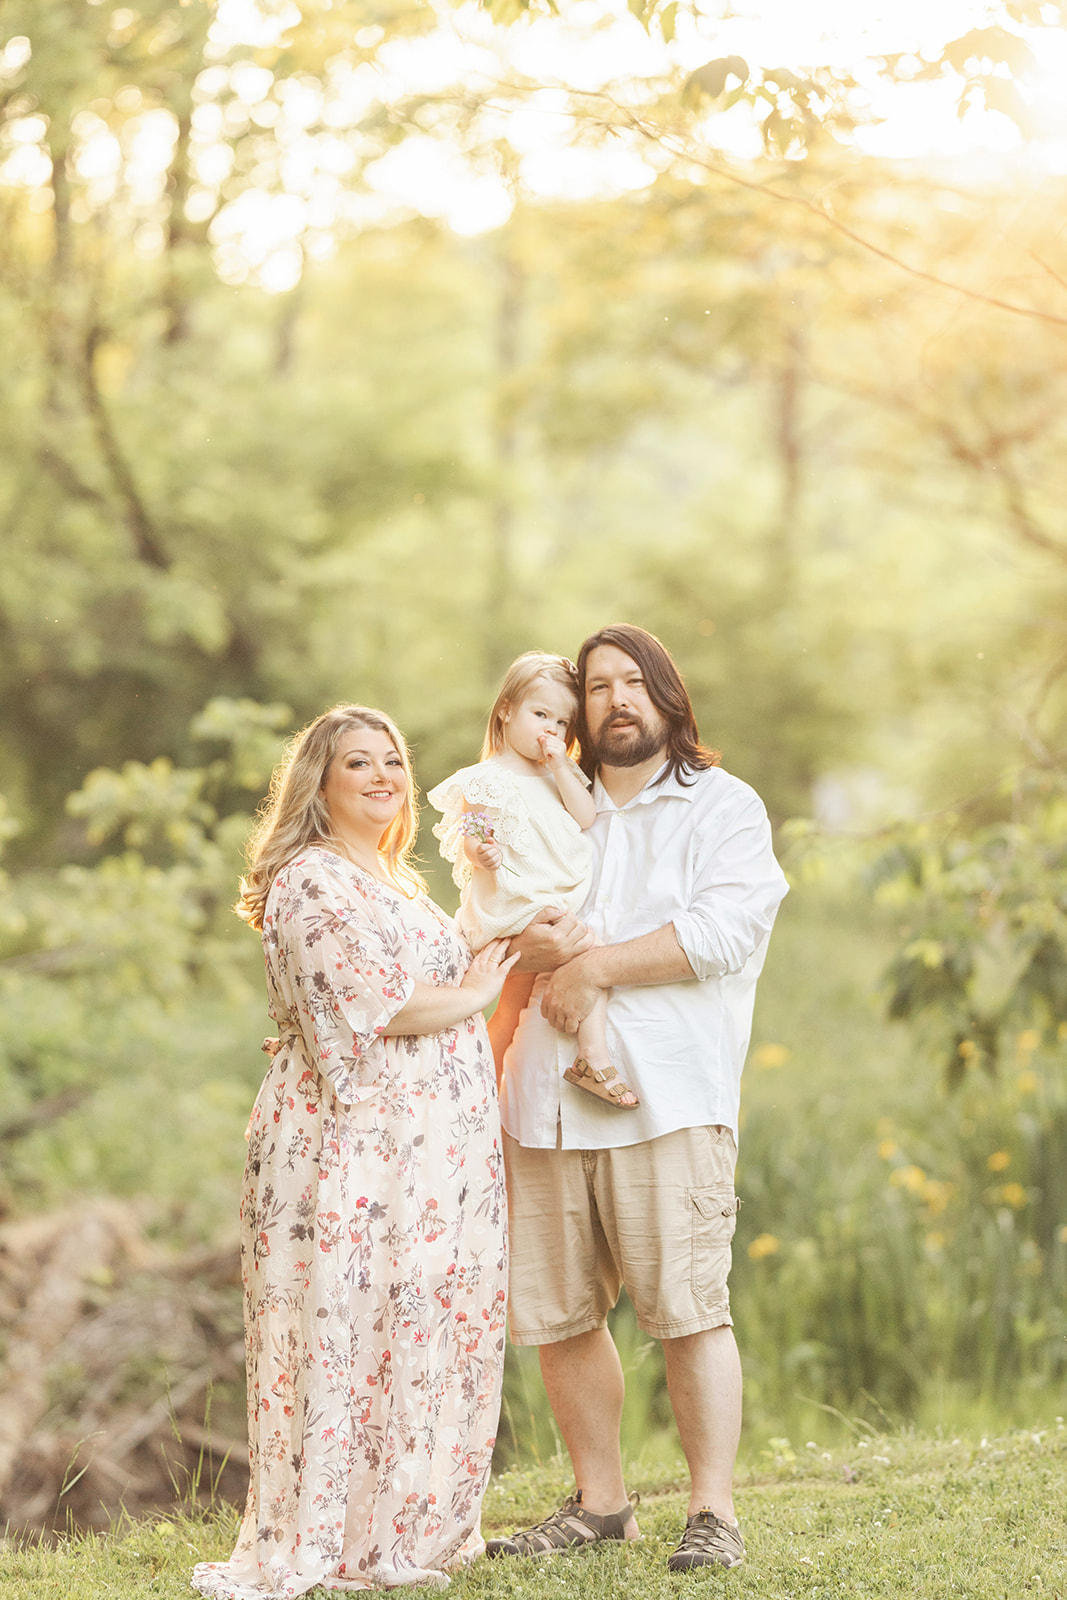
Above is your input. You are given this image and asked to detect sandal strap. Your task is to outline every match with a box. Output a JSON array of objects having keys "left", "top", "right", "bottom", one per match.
[
  {"left": 568, "top": 1059, "right": 638, "bottom": 1102},
  {"left": 492, "top": 1491, "right": 638, "bottom": 1556},
  {"left": 569, "top": 1059, "right": 605, "bottom": 1083},
  {"left": 668, "top": 1510, "right": 745, "bottom": 1570}
]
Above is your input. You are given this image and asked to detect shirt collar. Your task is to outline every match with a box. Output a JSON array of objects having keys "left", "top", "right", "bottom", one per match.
[{"left": 593, "top": 760, "right": 696, "bottom": 813}]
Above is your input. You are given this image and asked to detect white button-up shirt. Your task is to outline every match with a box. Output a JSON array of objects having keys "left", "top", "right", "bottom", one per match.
[{"left": 499, "top": 762, "right": 788, "bottom": 1149}]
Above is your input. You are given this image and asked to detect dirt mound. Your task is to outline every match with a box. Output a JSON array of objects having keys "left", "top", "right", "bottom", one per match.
[{"left": 0, "top": 1204, "right": 248, "bottom": 1539}]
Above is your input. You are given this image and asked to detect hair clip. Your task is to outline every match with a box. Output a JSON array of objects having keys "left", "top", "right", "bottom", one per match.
[{"left": 561, "top": 657, "right": 578, "bottom": 677}]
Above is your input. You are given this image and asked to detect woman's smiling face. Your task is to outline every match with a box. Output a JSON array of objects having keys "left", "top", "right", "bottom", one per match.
[{"left": 320, "top": 726, "right": 408, "bottom": 845}]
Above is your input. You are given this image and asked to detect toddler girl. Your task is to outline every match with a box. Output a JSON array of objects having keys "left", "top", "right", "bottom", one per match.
[{"left": 427, "top": 652, "right": 638, "bottom": 1109}]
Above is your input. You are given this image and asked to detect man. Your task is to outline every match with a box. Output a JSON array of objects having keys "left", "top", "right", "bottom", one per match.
[{"left": 486, "top": 624, "right": 788, "bottom": 1572}]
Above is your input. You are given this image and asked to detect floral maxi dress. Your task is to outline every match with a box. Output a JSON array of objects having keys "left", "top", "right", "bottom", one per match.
[{"left": 191, "top": 848, "right": 507, "bottom": 1599}]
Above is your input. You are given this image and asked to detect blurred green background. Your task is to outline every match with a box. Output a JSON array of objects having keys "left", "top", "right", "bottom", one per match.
[{"left": 2, "top": 0, "right": 1066, "bottom": 1486}]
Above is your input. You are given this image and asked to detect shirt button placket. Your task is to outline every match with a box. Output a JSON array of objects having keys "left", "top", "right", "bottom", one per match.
[{"left": 599, "top": 809, "right": 623, "bottom": 908}]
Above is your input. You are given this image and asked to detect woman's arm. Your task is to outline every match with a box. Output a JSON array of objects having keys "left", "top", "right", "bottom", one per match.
[{"left": 380, "top": 938, "right": 518, "bottom": 1035}]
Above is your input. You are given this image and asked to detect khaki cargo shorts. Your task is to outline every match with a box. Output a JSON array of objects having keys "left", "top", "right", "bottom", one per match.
[{"left": 503, "top": 1123, "right": 739, "bottom": 1346}]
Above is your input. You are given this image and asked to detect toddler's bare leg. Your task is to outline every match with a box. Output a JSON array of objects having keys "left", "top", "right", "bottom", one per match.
[
  {"left": 568, "top": 978, "right": 639, "bottom": 1110},
  {"left": 488, "top": 969, "right": 536, "bottom": 1089}
]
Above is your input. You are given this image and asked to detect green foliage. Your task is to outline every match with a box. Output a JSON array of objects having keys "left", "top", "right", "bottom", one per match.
[
  {"left": 0, "top": 698, "right": 285, "bottom": 1224},
  {"left": 3, "top": 0, "right": 1067, "bottom": 1468},
  {"left": 864, "top": 777, "right": 1067, "bottom": 1087},
  {"left": 733, "top": 891, "right": 1067, "bottom": 1424},
  {"left": 5, "top": 0, "right": 1067, "bottom": 850}
]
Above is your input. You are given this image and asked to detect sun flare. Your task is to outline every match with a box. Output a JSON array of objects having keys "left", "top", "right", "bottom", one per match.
[{"left": 3, "top": 0, "right": 1066, "bottom": 287}]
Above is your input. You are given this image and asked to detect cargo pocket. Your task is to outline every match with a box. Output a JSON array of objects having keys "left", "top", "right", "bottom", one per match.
[{"left": 690, "top": 1187, "right": 740, "bottom": 1309}]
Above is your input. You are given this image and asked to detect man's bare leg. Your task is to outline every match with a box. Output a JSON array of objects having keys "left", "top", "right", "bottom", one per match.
[
  {"left": 662, "top": 1325, "right": 742, "bottom": 1521},
  {"left": 538, "top": 1328, "right": 640, "bottom": 1535}
]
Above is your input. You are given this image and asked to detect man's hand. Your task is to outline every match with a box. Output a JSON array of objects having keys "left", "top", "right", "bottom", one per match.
[
  {"left": 508, "top": 906, "right": 595, "bottom": 973},
  {"left": 540, "top": 952, "right": 602, "bottom": 1033}
]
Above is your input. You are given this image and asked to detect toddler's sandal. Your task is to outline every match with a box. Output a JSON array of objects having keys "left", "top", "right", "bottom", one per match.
[{"left": 563, "top": 1057, "right": 639, "bottom": 1109}]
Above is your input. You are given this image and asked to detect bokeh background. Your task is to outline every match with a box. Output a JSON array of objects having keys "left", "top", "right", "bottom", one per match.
[{"left": 2, "top": 0, "right": 1066, "bottom": 1536}]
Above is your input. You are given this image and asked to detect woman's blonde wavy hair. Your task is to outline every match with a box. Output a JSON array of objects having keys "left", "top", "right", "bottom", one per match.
[
  {"left": 236, "top": 704, "right": 425, "bottom": 931},
  {"left": 480, "top": 652, "right": 581, "bottom": 761}
]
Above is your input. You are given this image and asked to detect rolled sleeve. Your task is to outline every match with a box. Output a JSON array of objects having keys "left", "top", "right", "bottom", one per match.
[{"left": 674, "top": 796, "right": 789, "bottom": 980}]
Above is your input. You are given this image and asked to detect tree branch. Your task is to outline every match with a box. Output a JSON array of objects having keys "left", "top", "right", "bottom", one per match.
[
  {"left": 1029, "top": 251, "right": 1067, "bottom": 299},
  {"left": 35, "top": 445, "right": 109, "bottom": 507},
  {"left": 605, "top": 103, "right": 1067, "bottom": 332},
  {"left": 0, "top": 1089, "right": 89, "bottom": 1147},
  {"left": 81, "top": 324, "right": 171, "bottom": 571}
]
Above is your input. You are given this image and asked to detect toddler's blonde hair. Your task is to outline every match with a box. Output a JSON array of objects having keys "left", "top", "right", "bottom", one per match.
[{"left": 481, "top": 652, "right": 581, "bottom": 761}]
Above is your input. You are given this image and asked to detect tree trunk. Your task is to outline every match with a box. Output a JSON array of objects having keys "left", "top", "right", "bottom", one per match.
[{"left": 487, "top": 245, "right": 523, "bottom": 673}]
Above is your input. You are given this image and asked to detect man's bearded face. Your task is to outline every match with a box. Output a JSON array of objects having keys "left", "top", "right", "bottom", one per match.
[{"left": 583, "top": 646, "right": 670, "bottom": 769}]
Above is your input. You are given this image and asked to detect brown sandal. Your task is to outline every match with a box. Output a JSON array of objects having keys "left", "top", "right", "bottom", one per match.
[
  {"left": 563, "top": 1057, "right": 640, "bottom": 1109},
  {"left": 486, "top": 1490, "right": 640, "bottom": 1557}
]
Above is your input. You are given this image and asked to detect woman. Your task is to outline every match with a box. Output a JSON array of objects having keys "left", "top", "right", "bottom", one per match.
[{"left": 192, "top": 705, "right": 516, "bottom": 1599}]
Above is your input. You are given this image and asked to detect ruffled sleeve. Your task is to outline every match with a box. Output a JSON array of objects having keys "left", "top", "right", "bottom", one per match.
[
  {"left": 264, "top": 851, "right": 416, "bottom": 1103},
  {"left": 426, "top": 762, "right": 533, "bottom": 891}
]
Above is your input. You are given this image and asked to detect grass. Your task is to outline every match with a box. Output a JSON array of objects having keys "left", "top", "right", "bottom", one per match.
[{"left": 3, "top": 1423, "right": 1065, "bottom": 1598}]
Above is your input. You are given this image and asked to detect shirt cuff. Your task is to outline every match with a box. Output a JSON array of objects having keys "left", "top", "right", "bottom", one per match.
[{"left": 671, "top": 913, "right": 728, "bottom": 982}]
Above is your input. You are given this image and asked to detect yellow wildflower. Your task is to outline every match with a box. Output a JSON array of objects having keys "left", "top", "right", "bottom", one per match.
[
  {"left": 890, "top": 1165, "right": 926, "bottom": 1194},
  {"left": 878, "top": 1139, "right": 898, "bottom": 1161},
  {"left": 748, "top": 1233, "right": 780, "bottom": 1260},
  {"left": 991, "top": 1183, "right": 1027, "bottom": 1209},
  {"left": 752, "top": 1043, "right": 791, "bottom": 1070},
  {"left": 921, "top": 1179, "right": 955, "bottom": 1216},
  {"left": 1017, "top": 1071, "right": 1038, "bottom": 1095},
  {"left": 987, "top": 1150, "right": 1011, "bottom": 1172},
  {"left": 1016, "top": 1029, "right": 1040, "bottom": 1056}
]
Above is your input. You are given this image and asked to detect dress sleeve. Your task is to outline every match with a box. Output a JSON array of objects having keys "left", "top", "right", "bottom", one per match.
[
  {"left": 269, "top": 854, "right": 416, "bottom": 1103},
  {"left": 426, "top": 763, "right": 532, "bottom": 890}
]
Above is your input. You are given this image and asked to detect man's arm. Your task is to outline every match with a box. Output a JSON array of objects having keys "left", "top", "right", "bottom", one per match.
[
  {"left": 541, "top": 784, "right": 788, "bottom": 1033},
  {"left": 539, "top": 925, "right": 693, "bottom": 1034}
]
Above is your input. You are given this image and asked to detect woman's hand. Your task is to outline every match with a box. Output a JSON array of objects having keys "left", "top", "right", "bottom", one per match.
[
  {"left": 383, "top": 940, "right": 520, "bottom": 1036},
  {"left": 460, "top": 937, "right": 521, "bottom": 1010}
]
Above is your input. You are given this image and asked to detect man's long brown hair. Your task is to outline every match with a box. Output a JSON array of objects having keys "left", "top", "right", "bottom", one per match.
[{"left": 575, "top": 624, "right": 720, "bottom": 786}]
